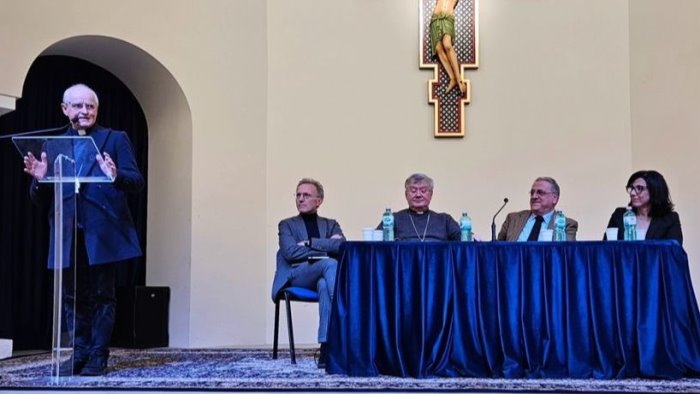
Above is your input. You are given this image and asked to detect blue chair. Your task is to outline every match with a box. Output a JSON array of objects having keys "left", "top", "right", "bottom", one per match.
[{"left": 272, "top": 286, "right": 319, "bottom": 364}]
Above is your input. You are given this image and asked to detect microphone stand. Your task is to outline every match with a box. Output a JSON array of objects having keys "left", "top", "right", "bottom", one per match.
[
  {"left": 0, "top": 124, "right": 70, "bottom": 139},
  {"left": 491, "top": 198, "right": 509, "bottom": 241}
]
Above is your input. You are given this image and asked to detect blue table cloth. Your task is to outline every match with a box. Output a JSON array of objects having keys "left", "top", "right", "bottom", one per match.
[{"left": 326, "top": 240, "right": 700, "bottom": 378}]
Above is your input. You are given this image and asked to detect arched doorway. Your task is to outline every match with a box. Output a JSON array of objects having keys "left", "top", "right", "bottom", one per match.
[
  {"left": 0, "top": 36, "right": 193, "bottom": 348},
  {"left": 0, "top": 55, "right": 148, "bottom": 349}
]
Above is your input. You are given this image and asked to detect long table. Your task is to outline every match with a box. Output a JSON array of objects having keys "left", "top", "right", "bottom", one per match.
[{"left": 326, "top": 240, "right": 700, "bottom": 379}]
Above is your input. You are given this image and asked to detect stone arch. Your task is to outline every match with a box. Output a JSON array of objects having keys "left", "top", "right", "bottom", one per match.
[{"left": 41, "top": 35, "right": 193, "bottom": 346}]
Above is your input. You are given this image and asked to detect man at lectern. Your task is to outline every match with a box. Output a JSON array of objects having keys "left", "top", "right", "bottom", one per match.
[{"left": 22, "top": 83, "right": 143, "bottom": 376}]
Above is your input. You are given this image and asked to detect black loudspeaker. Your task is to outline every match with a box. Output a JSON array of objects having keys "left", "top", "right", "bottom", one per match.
[{"left": 112, "top": 286, "right": 170, "bottom": 348}]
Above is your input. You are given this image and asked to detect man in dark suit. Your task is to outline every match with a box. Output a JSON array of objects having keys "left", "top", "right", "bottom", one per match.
[
  {"left": 271, "top": 178, "right": 344, "bottom": 368},
  {"left": 379, "top": 173, "right": 461, "bottom": 241},
  {"left": 498, "top": 176, "right": 578, "bottom": 241},
  {"left": 23, "top": 84, "right": 143, "bottom": 376}
]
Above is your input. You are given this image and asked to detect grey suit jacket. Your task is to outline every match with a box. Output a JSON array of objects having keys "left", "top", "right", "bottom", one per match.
[
  {"left": 270, "top": 214, "right": 345, "bottom": 301},
  {"left": 497, "top": 210, "right": 578, "bottom": 241}
]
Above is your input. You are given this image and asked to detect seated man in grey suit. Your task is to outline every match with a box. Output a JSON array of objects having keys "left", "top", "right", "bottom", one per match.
[
  {"left": 271, "top": 178, "right": 345, "bottom": 368},
  {"left": 498, "top": 176, "right": 578, "bottom": 241}
]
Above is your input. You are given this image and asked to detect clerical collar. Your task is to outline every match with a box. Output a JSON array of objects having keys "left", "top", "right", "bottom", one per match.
[
  {"left": 409, "top": 208, "right": 430, "bottom": 215},
  {"left": 70, "top": 126, "right": 92, "bottom": 136}
]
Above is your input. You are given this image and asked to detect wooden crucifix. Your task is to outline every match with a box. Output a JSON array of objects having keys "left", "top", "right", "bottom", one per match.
[{"left": 420, "top": 0, "right": 479, "bottom": 138}]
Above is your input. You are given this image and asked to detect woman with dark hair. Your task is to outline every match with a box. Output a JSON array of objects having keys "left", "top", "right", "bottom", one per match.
[{"left": 605, "top": 170, "right": 683, "bottom": 244}]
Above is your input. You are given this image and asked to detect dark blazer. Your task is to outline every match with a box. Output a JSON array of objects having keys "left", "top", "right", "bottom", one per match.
[
  {"left": 605, "top": 207, "right": 683, "bottom": 245},
  {"left": 498, "top": 209, "right": 578, "bottom": 241},
  {"left": 271, "top": 214, "right": 345, "bottom": 301},
  {"left": 30, "top": 125, "right": 144, "bottom": 268}
]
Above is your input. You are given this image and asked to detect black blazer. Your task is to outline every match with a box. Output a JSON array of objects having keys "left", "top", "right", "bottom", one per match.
[
  {"left": 30, "top": 125, "right": 144, "bottom": 267},
  {"left": 605, "top": 207, "right": 683, "bottom": 245}
]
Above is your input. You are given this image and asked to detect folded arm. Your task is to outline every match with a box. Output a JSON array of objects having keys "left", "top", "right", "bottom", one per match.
[
  {"left": 278, "top": 220, "right": 327, "bottom": 262},
  {"left": 309, "top": 220, "right": 345, "bottom": 253}
]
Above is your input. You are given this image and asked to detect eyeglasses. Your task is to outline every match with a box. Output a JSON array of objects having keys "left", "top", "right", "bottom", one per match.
[
  {"left": 295, "top": 193, "right": 318, "bottom": 200},
  {"left": 65, "top": 102, "right": 97, "bottom": 111},
  {"left": 529, "top": 189, "right": 553, "bottom": 197},
  {"left": 626, "top": 185, "right": 647, "bottom": 194}
]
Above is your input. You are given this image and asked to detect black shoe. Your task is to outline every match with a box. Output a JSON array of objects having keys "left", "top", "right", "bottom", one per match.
[
  {"left": 80, "top": 356, "right": 107, "bottom": 376},
  {"left": 316, "top": 343, "right": 327, "bottom": 369},
  {"left": 58, "top": 356, "right": 87, "bottom": 375}
]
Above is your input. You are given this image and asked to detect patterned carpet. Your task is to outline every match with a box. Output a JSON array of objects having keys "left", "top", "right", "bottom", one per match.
[{"left": 1, "top": 348, "right": 700, "bottom": 392}]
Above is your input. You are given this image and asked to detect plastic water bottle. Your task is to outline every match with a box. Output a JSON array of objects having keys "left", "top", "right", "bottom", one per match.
[
  {"left": 382, "top": 208, "right": 394, "bottom": 241},
  {"left": 460, "top": 212, "right": 473, "bottom": 241},
  {"left": 554, "top": 211, "right": 567, "bottom": 241},
  {"left": 623, "top": 207, "right": 637, "bottom": 241}
]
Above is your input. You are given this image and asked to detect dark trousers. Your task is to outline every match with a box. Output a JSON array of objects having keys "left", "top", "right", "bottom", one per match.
[{"left": 63, "top": 229, "right": 117, "bottom": 361}]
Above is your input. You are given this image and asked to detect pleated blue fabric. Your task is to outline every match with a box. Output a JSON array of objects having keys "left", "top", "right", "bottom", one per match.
[{"left": 326, "top": 240, "right": 700, "bottom": 379}]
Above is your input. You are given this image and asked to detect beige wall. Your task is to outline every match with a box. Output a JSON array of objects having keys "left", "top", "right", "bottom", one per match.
[
  {"left": 267, "top": 0, "right": 634, "bottom": 343},
  {"left": 629, "top": 0, "right": 700, "bottom": 292},
  {"left": 0, "top": 0, "right": 697, "bottom": 347}
]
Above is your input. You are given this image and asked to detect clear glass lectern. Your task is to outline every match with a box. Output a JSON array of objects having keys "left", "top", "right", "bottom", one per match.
[{"left": 12, "top": 136, "right": 113, "bottom": 380}]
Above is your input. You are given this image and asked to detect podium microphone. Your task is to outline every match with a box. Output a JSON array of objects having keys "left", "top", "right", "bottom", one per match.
[
  {"left": 491, "top": 198, "right": 509, "bottom": 241},
  {"left": 0, "top": 124, "right": 70, "bottom": 140}
]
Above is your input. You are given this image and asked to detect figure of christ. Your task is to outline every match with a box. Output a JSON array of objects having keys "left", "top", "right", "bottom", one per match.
[{"left": 430, "top": 0, "right": 466, "bottom": 94}]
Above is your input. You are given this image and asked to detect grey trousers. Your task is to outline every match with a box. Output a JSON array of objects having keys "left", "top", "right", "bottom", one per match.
[{"left": 288, "top": 258, "right": 338, "bottom": 343}]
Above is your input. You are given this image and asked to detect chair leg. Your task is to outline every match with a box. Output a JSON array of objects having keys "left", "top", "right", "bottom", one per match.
[
  {"left": 284, "top": 291, "right": 296, "bottom": 364},
  {"left": 272, "top": 300, "right": 280, "bottom": 359}
]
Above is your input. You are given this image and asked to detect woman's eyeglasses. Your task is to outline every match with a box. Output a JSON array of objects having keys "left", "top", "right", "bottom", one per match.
[{"left": 626, "top": 185, "right": 647, "bottom": 194}]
